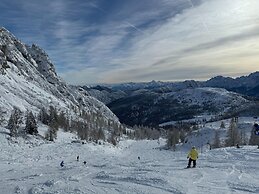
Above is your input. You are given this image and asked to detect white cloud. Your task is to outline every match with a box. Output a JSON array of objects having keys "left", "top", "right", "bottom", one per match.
[
  {"left": 94, "top": 0, "right": 259, "bottom": 83},
  {"left": 2, "top": 0, "right": 259, "bottom": 84}
]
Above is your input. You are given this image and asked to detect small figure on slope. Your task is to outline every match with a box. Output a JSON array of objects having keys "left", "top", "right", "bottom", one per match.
[
  {"left": 254, "top": 123, "right": 259, "bottom": 136},
  {"left": 77, "top": 156, "right": 79, "bottom": 161},
  {"left": 60, "top": 161, "right": 64, "bottom": 167},
  {"left": 187, "top": 146, "right": 198, "bottom": 168}
]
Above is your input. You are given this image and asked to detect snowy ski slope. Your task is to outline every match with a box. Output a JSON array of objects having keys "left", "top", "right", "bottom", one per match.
[{"left": 1, "top": 126, "right": 259, "bottom": 194}]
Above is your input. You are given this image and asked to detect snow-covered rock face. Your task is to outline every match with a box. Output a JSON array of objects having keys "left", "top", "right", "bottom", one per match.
[
  {"left": 26, "top": 44, "right": 58, "bottom": 85},
  {"left": 0, "top": 27, "right": 118, "bottom": 123}
]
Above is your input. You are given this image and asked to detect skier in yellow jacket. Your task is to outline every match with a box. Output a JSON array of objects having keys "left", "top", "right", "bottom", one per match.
[{"left": 187, "top": 146, "right": 198, "bottom": 168}]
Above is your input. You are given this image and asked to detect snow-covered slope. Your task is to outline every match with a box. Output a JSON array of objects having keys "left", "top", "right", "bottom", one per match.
[
  {"left": 181, "top": 117, "right": 257, "bottom": 151},
  {"left": 0, "top": 27, "right": 118, "bottom": 123},
  {"left": 1, "top": 125, "right": 259, "bottom": 194},
  {"left": 108, "top": 86, "right": 252, "bottom": 127},
  {"left": 164, "top": 87, "right": 248, "bottom": 111}
]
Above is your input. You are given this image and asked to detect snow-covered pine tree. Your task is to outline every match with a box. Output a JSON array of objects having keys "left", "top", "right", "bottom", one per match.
[
  {"left": 240, "top": 129, "right": 248, "bottom": 145},
  {"left": 167, "top": 129, "right": 180, "bottom": 151},
  {"left": 49, "top": 106, "right": 58, "bottom": 124},
  {"left": 7, "top": 107, "right": 22, "bottom": 136},
  {"left": 38, "top": 107, "right": 50, "bottom": 125},
  {"left": 107, "top": 131, "right": 117, "bottom": 146},
  {"left": 57, "top": 111, "right": 69, "bottom": 130},
  {"left": 45, "top": 125, "right": 57, "bottom": 141},
  {"left": 0, "top": 110, "right": 4, "bottom": 126},
  {"left": 76, "top": 121, "right": 89, "bottom": 140},
  {"left": 97, "top": 127, "right": 105, "bottom": 141},
  {"left": 225, "top": 118, "right": 241, "bottom": 147},
  {"left": 212, "top": 130, "right": 221, "bottom": 148},
  {"left": 25, "top": 111, "right": 38, "bottom": 135},
  {"left": 220, "top": 121, "right": 225, "bottom": 128}
]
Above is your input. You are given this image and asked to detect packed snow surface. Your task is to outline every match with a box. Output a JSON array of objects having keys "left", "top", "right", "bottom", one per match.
[{"left": 0, "top": 128, "right": 259, "bottom": 194}]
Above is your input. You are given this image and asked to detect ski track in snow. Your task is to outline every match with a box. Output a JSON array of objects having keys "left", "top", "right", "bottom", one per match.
[{"left": 1, "top": 133, "right": 259, "bottom": 194}]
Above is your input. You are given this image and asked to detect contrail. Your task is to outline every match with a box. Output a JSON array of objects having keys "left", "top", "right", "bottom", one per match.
[
  {"left": 89, "top": 2, "right": 146, "bottom": 35},
  {"left": 125, "top": 22, "right": 146, "bottom": 35},
  {"left": 89, "top": 2, "right": 106, "bottom": 14},
  {"left": 188, "top": 0, "right": 210, "bottom": 33}
]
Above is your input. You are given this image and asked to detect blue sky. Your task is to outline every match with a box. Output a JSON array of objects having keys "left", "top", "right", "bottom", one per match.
[{"left": 1, "top": 0, "right": 259, "bottom": 84}]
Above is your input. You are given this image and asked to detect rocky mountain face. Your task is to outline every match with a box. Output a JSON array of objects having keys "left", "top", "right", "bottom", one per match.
[
  {"left": 0, "top": 27, "right": 118, "bottom": 124},
  {"left": 204, "top": 72, "right": 259, "bottom": 97}
]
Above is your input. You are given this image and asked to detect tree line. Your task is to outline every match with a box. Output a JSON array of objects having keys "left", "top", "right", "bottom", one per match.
[
  {"left": 5, "top": 106, "right": 128, "bottom": 146},
  {"left": 166, "top": 117, "right": 259, "bottom": 150}
]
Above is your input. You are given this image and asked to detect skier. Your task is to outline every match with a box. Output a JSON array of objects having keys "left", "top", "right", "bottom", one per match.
[
  {"left": 187, "top": 146, "right": 198, "bottom": 168},
  {"left": 254, "top": 123, "right": 259, "bottom": 135},
  {"left": 77, "top": 156, "right": 79, "bottom": 161},
  {"left": 83, "top": 161, "right": 87, "bottom": 165},
  {"left": 60, "top": 161, "right": 64, "bottom": 167}
]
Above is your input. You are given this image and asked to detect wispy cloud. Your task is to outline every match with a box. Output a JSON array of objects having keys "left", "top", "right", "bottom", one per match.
[{"left": 1, "top": 0, "right": 259, "bottom": 84}]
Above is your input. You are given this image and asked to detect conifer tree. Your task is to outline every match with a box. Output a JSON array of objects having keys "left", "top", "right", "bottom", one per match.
[
  {"left": 25, "top": 111, "right": 38, "bottom": 135},
  {"left": 97, "top": 128, "right": 105, "bottom": 141},
  {"left": 7, "top": 107, "right": 22, "bottom": 136},
  {"left": 57, "top": 111, "right": 69, "bottom": 130},
  {"left": 240, "top": 129, "right": 248, "bottom": 145},
  {"left": 76, "top": 121, "right": 89, "bottom": 140},
  {"left": 0, "top": 110, "right": 5, "bottom": 126},
  {"left": 225, "top": 118, "right": 240, "bottom": 147},
  {"left": 167, "top": 129, "right": 179, "bottom": 151},
  {"left": 45, "top": 126, "right": 57, "bottom": 141},
  {"left": 49, "top": 106, "right": 58, "bottom": 124},
  {"left": 220, "top": 121, "right": 225, "bottom": 128},
  {"left": 38, "top": 107, "right": 49, "bottom": 125},
  {"left": 212, "top": 130, "right": 221, "bottom": 148},
  {"left": 108, "top": 131, "right": 117, "bottom": 146}
]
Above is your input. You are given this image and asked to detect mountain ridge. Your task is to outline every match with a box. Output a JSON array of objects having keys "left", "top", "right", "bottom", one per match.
[
  {"left": 0, "top": 27, "right": 119, "bottom": 128},
  {"left": 83, "top": 72, "right": 259, "bottom": 127}
]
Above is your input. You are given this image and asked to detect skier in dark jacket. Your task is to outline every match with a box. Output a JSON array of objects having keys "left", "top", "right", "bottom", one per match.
[{"left": 60, "top": 161, "right": 64, "bottom": 167}]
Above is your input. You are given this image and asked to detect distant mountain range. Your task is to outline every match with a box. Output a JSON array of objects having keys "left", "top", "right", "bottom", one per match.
[
  {"left": 2, "top": 26, "right": 257, "bottom": 130},
  {"left": 204, "top": 72, "right": 259, "bottom": 97},
  {"left": 84, "top": 72, "right": 259, "bottom": 127}
]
